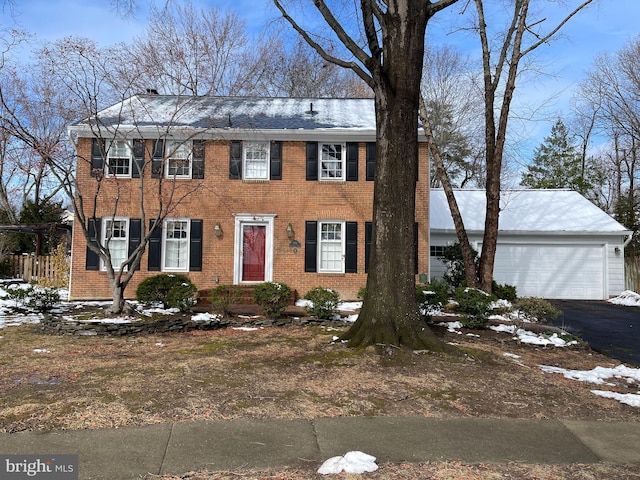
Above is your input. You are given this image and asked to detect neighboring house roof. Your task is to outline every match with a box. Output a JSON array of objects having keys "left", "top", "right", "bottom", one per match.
[
  {"left": 68, "top": 95, "right": 381, "bottom": 140},
  {"left": 429, "top": 189, "right": 631, "bottom": 235}
]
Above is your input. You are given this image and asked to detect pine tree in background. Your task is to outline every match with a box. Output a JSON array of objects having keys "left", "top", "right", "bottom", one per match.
[{"left": 521, "top": 118, "right": 603, "bottom": 197}]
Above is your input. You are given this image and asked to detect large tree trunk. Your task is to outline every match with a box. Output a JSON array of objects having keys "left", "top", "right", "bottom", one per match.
[{"left": 341, "top": 4, "right": 450, "bottom": 352}]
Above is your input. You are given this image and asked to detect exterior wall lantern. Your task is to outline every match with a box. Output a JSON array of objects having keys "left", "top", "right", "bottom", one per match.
[
  {"left": 214, "top": 222, "right": 223, "bottom": 238},
  {"left": 286, "top": 223, "right": 295, "bottom": 240}
]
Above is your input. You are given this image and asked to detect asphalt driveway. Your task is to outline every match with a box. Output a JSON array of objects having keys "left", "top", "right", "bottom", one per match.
[{"left": 548, "top": 300, "right": 640, "bottom": 367}]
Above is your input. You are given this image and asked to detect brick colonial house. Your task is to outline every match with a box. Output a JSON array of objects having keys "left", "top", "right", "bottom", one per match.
[{"left": 67, "top": 95, "right": 430, "bottom": 301}]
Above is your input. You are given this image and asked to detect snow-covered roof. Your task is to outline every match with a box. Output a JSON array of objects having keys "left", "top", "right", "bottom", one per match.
[
  {"left": 429, "top": 189, "right": 631, "bottom": 234},
  {"left": 69, "top": 95, "right": 378, "bottom": 138}
]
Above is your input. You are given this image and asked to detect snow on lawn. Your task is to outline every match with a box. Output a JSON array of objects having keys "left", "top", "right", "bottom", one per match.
[
  {"left": 609, "top": 290, "right": 640, "bottom": 307},
  {"left": 539, "top": 364, "right": 640, "bottom": 408}
]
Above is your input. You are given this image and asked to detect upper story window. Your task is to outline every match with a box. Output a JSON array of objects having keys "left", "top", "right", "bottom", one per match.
[
  {"left": 166, "top": 141, "right": 192, "bottom": 179},
  {"left": 229, "top": 140, "right": 282, "bottom": 181},
  {"left": 102, "top": 217, "right": 129, "bottom": 270},
  {"left": 163, "top": 218, "right": 190, "bottom": 271},
  {"left": 320, "top": 143, "right": 345, "bottom": 181},
  {"left": 243, "top": 142, "right": 269, "bottom": 180},
  {"left": 107, "top": 140, "right": 132, "bottom": 177}
]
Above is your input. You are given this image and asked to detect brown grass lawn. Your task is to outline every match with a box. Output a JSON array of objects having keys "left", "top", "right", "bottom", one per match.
[{"left": 1, "top": 314, "right": 639, "bottom": 479}]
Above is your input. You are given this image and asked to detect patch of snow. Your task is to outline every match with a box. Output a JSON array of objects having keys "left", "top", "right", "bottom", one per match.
[
  {"left": 338, "top": 301, "right": 362, "bottom": 312},
  {"left": 539, "top": 364, "right": 640, "bottom": 386},
  {"left": 345, "top": 314, "right": 358, "bottom": 323},
  {"left": 191, "top": 312, "right": 221, "bottom": 322},
  {"left": 591, "top": 390, "right": 640, "bottom": 407},
  {"left": 79, "top": 317, "right": 133, "bottom": 324},
  {"left": 608, "top": 290, "right": 640, "bottom": 307},
  {"left": 318, "top": 451, "right": 378, "bottom": 475},
  {"left": 504, "top": 352, "right": 521, "bottom": 359},
  {"left": 232, "top": 326, "right": 260, "bottom": 331},
  {"left": 33, "top": 348, "right": 50, "bottom": 353},
  {"left": 295, "top": 299, "right": 312, "bottom": 308}
]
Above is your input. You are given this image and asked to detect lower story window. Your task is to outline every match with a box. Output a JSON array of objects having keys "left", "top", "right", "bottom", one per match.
[
  {"left": 102, "top": 218, "right": 128, "bottom": 270},
  {"left": 430, "top": 245, "right": 446, "bottom": 257},
  {"left": 163, "top": 219, "right": 190, "bottom": 271},
  {"left": 319, "top": 221, "right": 344, "bottom": 272}
]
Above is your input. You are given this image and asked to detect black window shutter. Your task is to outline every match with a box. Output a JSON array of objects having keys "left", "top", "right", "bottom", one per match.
[
  {"left": 346, "top": 143, "right": 358, "bottom": 181},
  {"left": 365, "top": 221, "right": 372, "bottom": 273},
  {"left": 304, "top": 221, "right": 317, "bottom": 272},
  {"left": 229, "top": 141, "right": 242, "bottom": 179},
  {"left": 127, "top": 218, "right": 142, "bottom": 271},
  {"left": 306, "top": 142, "right": 318, "bottom": 181},
  {"left": 151, "top": 140, "right": 164, "bottom": 178},
  {"left": 366, "top": 142, "right": 376, "bottom": 181},
  {"left": 270, "top": 141, "right": 282, "bottom": 180},
  {"left": 148, "top": 219, "right": 162, "bottom": 271},
  {"left": 132, "top": 139, "right": 144, "bottom": 178},
  {"left": 192, "top": 140, "right": 205, "bottom": 179},
  {"left": 85, "top": 218, "right": 101, "bottom": 270},
  {"left": 189, "top": 219, "right": 203, "bottom": 271},
  {"left": 91, "top": 139, "right": 105, "bottom": 177},
  {"left": 345, "top": 221, "right": 358, "bottom": 273},
  {"left": 414, "top": 222, "right": 419, "bottom": 274},
  {"left": 415, "top": 154, "right": 419, "bottom": 183}
]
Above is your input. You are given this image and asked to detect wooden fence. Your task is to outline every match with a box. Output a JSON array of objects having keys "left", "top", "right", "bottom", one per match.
[
  {"left": 6, "top": 255, "right": 68, "bottom": 285},
  {"left": 626, "top": 257, "right": 640, "bottom": 293}
]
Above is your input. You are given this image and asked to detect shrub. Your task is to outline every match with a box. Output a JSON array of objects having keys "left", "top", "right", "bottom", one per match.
[
  {"left": 136, "top": 274, "right": 196, "bottom": 309},
  {"left": 39, "top": 243, "right": 70, "bottom": 289},
  {"left": 303, "top": 287, "right": 341, "bottom": 319},
  {"left": 26, "top": 286, "right": 61, "bottom": 312},
  {"left": 454, "top": 287, "right": 496, "bottom": 329},
  {"left": 165, "top": 282, "right": 198, "bottom": 312},
  {"left": 209, "top": 285, "right": 242, "bottom": 317},
  {"left": 492, "top": 281, "right": 517, "bottom": 301},
  {"left": 253, "top": 281, "right": 292, "bottom": 319},
  {"left": 442, "top": 243, "right": 479, "bottom": 289},
  {"left": 357, "top": 287, "right": 367, "bottom": 300},
  {"left": 4, "top": 284, "right": 60, "bottom": 312},
  {"left": 416, "top": 279, "right": 450, "bottom": 309},
  {"left": 514, "top": 297, "right": 561, "bottom": 322}
]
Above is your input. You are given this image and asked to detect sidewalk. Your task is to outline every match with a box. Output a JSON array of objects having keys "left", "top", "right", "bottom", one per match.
[{"left": 1, "top": 417, "right": 639, "bottom": 479}]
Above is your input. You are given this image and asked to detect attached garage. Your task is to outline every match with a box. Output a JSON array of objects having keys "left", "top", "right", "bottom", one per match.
[{"left": 429, "top": 190, "right": 632, "bottom": 300}]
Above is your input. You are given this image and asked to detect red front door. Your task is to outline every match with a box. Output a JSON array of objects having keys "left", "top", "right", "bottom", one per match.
[{"left": 242, "top": 225, "right": 266, "bottom": 281}]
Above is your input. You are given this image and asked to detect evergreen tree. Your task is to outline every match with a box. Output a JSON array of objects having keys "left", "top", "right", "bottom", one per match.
[{"left": 521, "top": 118, "right": 602, "bottom": 195}]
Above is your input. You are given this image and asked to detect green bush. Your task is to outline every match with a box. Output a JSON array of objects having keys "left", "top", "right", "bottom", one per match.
[
  {"left": 253, "top": 281, "right": 292, "bottom": 319},
  {"left": 357, "top": 287, "right": 367, "bottom": 300},
  {"left": 416, "top": 279, "right": 450, "bottom": 308},
  {"left": 3, "top": 284, "right": 60, "bottom": 312},
  {"left": 209, "top": 285, "right": 242, "bottom": 317},
  {"left": 492, "top": 281, "right": 517, "bottom": 301},
  {"left": 514, "top": 297, "right": 561, "bottom": 322},
  {"left": 136, "top": 274, "right": 196, "bottom": 309},
  {"left": 165, "top": 282, "right": 198, "bottom": 312},
  {"left": 303, "top": 286, "right": 341, "bottom": 319},
  {"left": 442, "top": 243, "right": 479, "bottom": 289},
  {"left": 454, "top": 287, "right": 496, "bottom": 329},
  {"left": 26, "top": 286, "right": 61, "bottom": 312}
]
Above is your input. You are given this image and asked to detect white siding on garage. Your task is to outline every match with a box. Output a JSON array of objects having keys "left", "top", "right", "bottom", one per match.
[{"left": 491, "top": 243, "right": 604, "bottom": 299}]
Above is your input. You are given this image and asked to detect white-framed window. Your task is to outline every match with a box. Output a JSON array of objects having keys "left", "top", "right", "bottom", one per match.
[
  {"left": 318, "top": 221, "right": 345, "bottom": 273},
  {"left": 107, "top": 140, "right": 132, "bottom": 177},
  {"left": 166, "top": 141, "right": 192, "bottom": 178},
  {"left": 320, "top": 143, "right": 345, "bottom": 181},
  {"left": 163, "top": 218, "right": 190, "bottom": 271},
  {"left": 243, "top": 142, "right": 270, "bottom": 180},
  {"left": 102, "top": 217, "right": 129, "bottom": 270}
]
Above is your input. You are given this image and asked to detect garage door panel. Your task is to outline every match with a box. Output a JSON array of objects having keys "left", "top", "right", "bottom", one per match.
[{"left": 492, "top": 244, "right": 603, "bottom": 300}]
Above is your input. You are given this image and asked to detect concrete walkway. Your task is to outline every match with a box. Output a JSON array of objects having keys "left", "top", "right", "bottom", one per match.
[{"left": 1, "top": 417, "right": 639, "bottom": 479}]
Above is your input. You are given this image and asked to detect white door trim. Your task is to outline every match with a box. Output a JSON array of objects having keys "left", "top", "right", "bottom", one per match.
[{"left": 233, "top": 214, "right": 276, "bottom": 284}]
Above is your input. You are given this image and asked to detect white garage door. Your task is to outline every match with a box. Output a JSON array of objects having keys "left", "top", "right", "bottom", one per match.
[{"left": 492, "top": 244, "right": 604, "bottom": 299}]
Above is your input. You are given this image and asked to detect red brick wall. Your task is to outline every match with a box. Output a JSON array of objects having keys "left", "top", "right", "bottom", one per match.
[{"left": 70, "top": 138, "right": 430, "bottom": 301}]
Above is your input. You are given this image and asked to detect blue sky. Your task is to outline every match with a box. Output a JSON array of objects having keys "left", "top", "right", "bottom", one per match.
[{"left": 2, "top": 0, "right": 639, "bottom": 158}]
